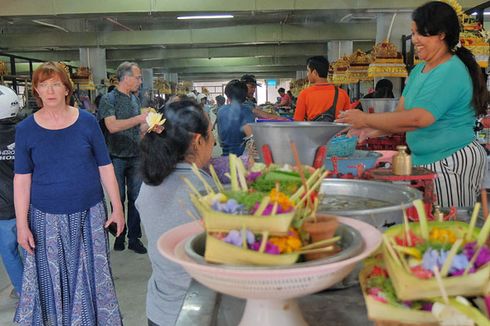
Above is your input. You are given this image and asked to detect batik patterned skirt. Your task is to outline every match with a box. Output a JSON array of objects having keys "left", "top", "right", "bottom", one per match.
[{"left": 14, "top": 201, "right": 123, "bottom": 325}]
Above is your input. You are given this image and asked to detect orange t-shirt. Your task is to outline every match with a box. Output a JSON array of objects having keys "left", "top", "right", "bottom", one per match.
[{"left": 293, "top": 84, "right": 351, "bottom": 121}]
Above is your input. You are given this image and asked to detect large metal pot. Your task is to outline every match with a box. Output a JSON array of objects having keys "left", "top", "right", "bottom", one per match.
[
  {"left": 359, "top": 98, "right": 399, "bottom": 113},
  {"left": 249, "top": 122, "right": 349, "bottom": 166},
  {"left": 318, "top": 179, "right": 422, "bottom": 230}
]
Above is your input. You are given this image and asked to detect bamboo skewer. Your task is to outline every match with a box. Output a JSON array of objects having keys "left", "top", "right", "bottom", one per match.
[
  {"left": 258, "top": 231, "right": 269, "bottom": 253},
  {"left": 402, "top": 205, "right": 412, "bottom": 246},
  {"left": 229, "top": 154, "right": 239, "bottom": 191},
  {"left": 179, "top": 200, "right": 202, "bottom": 224},
  {"left": 413, "top": 199, "right": 429, "bottom": 240},
  {"left": 191, "top": 163, "right": 214, "bottom": 195},
  {"left": 254, "top": 196, "right": 271, "bottom": 216},
  {"left": 383, "top": 234, "right": 403, "bottom": 267},
  {"left": 464, "top": 245, "right": 483, "bottom": 276},
  {"left": 291, "top": 168, "right": 322, "bottom": 202},
  {"left": 289, "top": 140, "right": 309, "bottom": 196},
  {"left": 295, "top": 171, "right": 328, "bottom": 209},
  {"left": 440, "top": 239, "right": 463, "bottom": 277},
  {"left": 236, "top": 157, "right": 248, "bottom": 192},
  {"left": 466, "top": 202, "right": 481, "bottom": 241},
  {"left": 433, "top": 266, "right": 449, "bottom": 305},
  {"left": 295, "top": 246, "right": 335, "bottom": 255},
  {"left": 181, "top": 176, "right": 201, "bottom": 197},
  {"left": 477, "top": 212, "right": 490, "bottom": 246},
  {"left": 300, "top": 236, "right": 340, "bottom": 250},
  {"left": 208, "top": 164, "right": 224, "bottom": 193}
]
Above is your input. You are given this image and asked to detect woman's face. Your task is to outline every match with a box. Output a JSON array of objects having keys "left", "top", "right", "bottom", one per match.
[
  {"left": 195, "top": 119, "right": 215, "bottom": 168},
  {"left": 411, "top": 21, "right": 448, "bottom": 61},
  {"left": 35, "top": 75, "right": 67, "bottom": 108}
]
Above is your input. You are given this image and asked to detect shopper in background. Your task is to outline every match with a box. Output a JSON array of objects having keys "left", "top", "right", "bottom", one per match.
[
  {"left": 217, "top": 79, "right": 255, "bottom": 156},
  {"left": 136, "top": 100, "right": 215, "bottom": 326},
  {"left": 240, "top": 73, "right": 288, "bottom": 120},
  {"left": 363, "top": 79, "right": 395, "bottom": 99},
  {"left": 294, "top": 56, "right": 351, "bottom": 122},
  {"left": 0, "top": 86, "right": 23, "bottom": 300},
  {"left": 98, "top": 61, "right": 149, "bottom": 254},
  {"left": 338, "top": 1, "right": 488, "bottom": 208},
  {"left": 14, "top": 62, "right": 124, "bottom": 325},
  {"left": 215, "top": 94, "right": 226, "bottom": 111},
  {"left": 241, "top": 74, "right": 259, "bottom": 107},
  {"left": 274, "top": 87, "right": 292, "bottom": 108}
]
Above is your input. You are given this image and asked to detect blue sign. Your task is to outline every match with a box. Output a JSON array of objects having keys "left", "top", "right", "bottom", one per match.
[{"left": 266, "top": 80, "right": 277, "bottom": 87}]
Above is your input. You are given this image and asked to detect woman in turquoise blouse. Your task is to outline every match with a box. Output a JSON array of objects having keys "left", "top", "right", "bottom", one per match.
[{"left": 338, "top": 1, "right": 488, "bottom": 208}]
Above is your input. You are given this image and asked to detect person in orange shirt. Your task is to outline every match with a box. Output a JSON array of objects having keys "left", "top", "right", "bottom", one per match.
[{"left": 293, "top": 56, "right": 351, "bottom": 122}]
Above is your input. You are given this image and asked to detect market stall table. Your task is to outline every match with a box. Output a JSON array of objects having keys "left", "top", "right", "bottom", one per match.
[{"left": 175, "top": 280, "right": 373, "bottom": 326}]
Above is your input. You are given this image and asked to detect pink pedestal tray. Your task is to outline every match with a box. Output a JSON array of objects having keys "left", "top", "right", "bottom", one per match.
[{"left": 158, "top": 217, "right": 382, "bottom": 326}]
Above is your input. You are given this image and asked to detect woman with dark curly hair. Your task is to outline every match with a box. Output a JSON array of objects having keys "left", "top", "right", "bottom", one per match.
[
  {"left": 136, "top": 100, "right": 215, "bottom": 326},
  {"left": 338, "top": 1, "right": 488, "bottom": 208}
]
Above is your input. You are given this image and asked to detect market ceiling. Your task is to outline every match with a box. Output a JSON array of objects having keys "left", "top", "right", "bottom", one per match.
[{"left": 0, "top": 0, "right": 485, "bottom": 81}]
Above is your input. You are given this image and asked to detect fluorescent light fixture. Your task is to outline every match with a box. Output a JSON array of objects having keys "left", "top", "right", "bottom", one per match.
[
  {"left": 471, "top": 12, "right": 490, "bottom": 15},
  {"left": 177, "top": 14, "right": 234, "bottom": 20}
]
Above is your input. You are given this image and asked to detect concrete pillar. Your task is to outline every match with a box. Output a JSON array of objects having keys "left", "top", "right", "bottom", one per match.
[
  {"left": 79, "top": 48, "right": 107, "bottom": 88},
  {"left": 163, "top": 73, "right": 178, "bottom": 84},
  {"left": 375, "top": 12, "right": 412, "bottom": 97},
  {"left": 327, "top": 41, "right": 353, "bottom": 62},
  {"left": 296, "top": 71, "right": 307, "bottom": 79},
  {"left": 142, "top": 68, "right": 153, "bottom": 90}
]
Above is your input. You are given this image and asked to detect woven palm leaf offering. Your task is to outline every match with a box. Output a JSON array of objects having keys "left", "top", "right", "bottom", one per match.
[
  {"left": 382, "top": 199, "right": 490, "bottom": 301},
  {"left": 184, "top": 154, "right": 327, "bottom": 234},
  {"left": 182, "top": 153, "right": 344, "bottom": 266},
  {"left": 360, "top": 253, "right": 490, "bottom": 326}
]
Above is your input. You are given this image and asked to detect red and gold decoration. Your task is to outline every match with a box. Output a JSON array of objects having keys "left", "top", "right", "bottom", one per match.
[
  {"left": 330, "top": 56, "right": 358, "bottom": 85},
  {"left": 289, "top": 78, "right": 309, "bottom": 97},
  {"left": 368, "top": 41, "right": 408, "bottom": 78},
  {"left": 153, "top": 78, "right": 172, "bottom": 94},
  {"left": 0, "top": 61, "right": 7, "bottom": 76},
  {"left": 72, "top": 66, "right": 96, "bottom": 90},
  {"left": 445, "top": 0, "right": 489, "bottom": 68},
  {"left": 347, "top": 49, "right": 373, "bottom": 82}
]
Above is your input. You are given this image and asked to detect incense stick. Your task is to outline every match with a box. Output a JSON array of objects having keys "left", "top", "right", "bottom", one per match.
[
  {"left": 402, "top": 205, "right": 412, "bottom": 246},
  {"left": 433, "top": 265, "right": 449, "bottom": 304}
]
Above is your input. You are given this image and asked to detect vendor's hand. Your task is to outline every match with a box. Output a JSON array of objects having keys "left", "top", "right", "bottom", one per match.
[
  {"left": 105, "top": 208, "right": 125, "bottom": 237},
  {"left": 17, "top": 226, "right": 35, "bottom": 255},
  {"left": 348, "top": 127, "right": 384, "bottom": 142},
  {"left": 336, "top": 109, "right": 369, "bottom": 129}
]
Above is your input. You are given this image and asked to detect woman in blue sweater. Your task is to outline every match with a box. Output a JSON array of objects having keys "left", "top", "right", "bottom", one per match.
[
  {"left": 338, "top": 1, "right": 488, "bottom": 208},
  {"left": 14, "top": 62, "right": 124, "bottom": 325}
]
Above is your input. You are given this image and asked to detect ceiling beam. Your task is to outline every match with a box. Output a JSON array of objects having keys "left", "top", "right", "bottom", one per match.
[
  {"left": 174, "top": 72, "right": 296, "bottom": 82},
  {"left": 122, "top": 56, "right": 311, "bottom": 70},
  {"left": 107, "top": 44, "right": 328, "bottom": 61},
  {"left": 155, "top": 65, "right": 305, "bottom": 74},
  {"left": 10, "top": 41, "right": 374, "bottom": 63},
  {"left": 0, "top": 23, "right": 376, "bottom": 49},
  {"left": 0, "top": 0, "right": 482, "bottom": 16},
  {"left": 9, "top": 44, "right": 327, "bottom": 63}
]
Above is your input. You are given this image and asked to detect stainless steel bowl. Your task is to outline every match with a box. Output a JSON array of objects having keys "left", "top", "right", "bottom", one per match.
[
  {"left": 359, "top": 98, "right": 399, "bottom": 113},
  {"left": 184, "top": 223, "right": 364, "bottom": 270},
  {"left": 318, "top": 179, "right": 422, "bottom": 229},
  {"left": 249, "top": 122, "right": 349, "bottom": 166}
]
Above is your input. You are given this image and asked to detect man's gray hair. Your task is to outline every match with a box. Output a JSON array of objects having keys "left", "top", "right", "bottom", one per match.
[{"left": 116, "top": 61, "right": 139, "bottom": 82}]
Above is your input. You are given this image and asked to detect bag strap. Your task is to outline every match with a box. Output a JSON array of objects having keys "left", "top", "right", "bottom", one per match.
[{"left": 310, "top": 85, "right": 339, "bottom": 121}]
